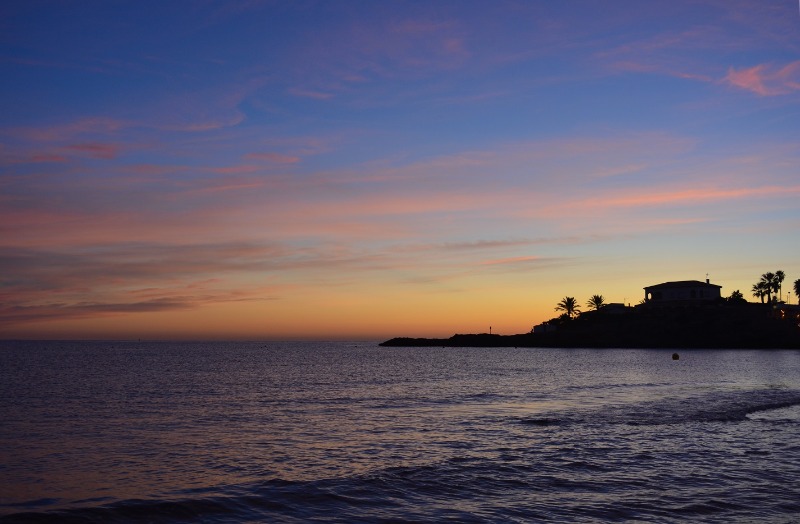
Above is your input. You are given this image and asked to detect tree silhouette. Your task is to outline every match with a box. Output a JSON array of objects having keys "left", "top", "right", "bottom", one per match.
[
  {"left": 555, "top": 296, "right": 580, "bottom": 318},
  {"left": 587, "top": 294, "right": 605, "bottom": 311},
  {"left": 752, "top": 282, "right": 767, "bottom": 303},
  {"left": 775, "top": 270, "right": 785, "bottom": 302},
  {"left": 795, "top": 279, "right": 800, "bottom": 305},
  {"left": 760, "top": 272, "right": 776, "bottom": 303},
  {"left": 728, "top": 290, "right": 745, "bottom": 303}
]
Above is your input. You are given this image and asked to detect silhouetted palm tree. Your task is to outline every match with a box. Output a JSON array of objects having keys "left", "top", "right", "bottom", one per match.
[
  {"left": 775, "top": 270, "right": 785, "bottom": 301},
  {"left": 760, "top": 272, "right": 776, "bottom": 303},
  {"left": 555, "top": 296, "right": 580, "bottom": 318},
  {"left": 752, "top": 282, "right": 766, "bottom": 303},
  {"left": 795, "top": 279, "right": 800, "bottom": 305},
  {"left": 587, "top": 294, "right": 605, "bottom": 311}
]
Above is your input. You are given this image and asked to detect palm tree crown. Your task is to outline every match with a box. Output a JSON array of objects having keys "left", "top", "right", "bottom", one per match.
[
  {"left": 587, "top": 294, "right": 605, "bottom": 311},
  {"left": 775, "top": 270, "right": 785, "bottom": 301},
  {"left": 752, "top": 282, "right": 767, "bottom": 303},
  {"left": 555, "top": 296, "right": 581, "bottom": 318},
  {"left": 760, "top": 272, "right": 776, "bottom": 303},
  {"left": 794, "top": 279, "right": 800, "bottom": 305}
]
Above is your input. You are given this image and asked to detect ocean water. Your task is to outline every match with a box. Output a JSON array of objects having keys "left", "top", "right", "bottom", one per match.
[{"left": 1, "top": 341, "right": 800, "bottom": 523}]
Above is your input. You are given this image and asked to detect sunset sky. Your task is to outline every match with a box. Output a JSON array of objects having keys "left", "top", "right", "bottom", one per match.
[{"left": 2, "top": 1, "right": 799, "bottom": 340}]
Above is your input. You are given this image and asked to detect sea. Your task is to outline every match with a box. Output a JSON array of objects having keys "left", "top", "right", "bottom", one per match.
[{"left": 1, "top": 341, "right": 800, "bottom": 523}]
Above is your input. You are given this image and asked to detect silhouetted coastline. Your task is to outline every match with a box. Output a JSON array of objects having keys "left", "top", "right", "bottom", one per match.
[{"left": 381, "top": 302, "right": 800, "bottom": 349}]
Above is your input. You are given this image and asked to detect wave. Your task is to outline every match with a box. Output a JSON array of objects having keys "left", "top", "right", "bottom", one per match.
[
  {"left": 0, "top": 497, "right": 237, "bottom": 523},
  {"left": 4, "top": 442, "right": 800, "bottom": 524},
  {"left": 517, "top": 387, "right": 800, "bottom": 427},
  {"left": 0, "top": 458, "right": 602, "bottom": 523}
]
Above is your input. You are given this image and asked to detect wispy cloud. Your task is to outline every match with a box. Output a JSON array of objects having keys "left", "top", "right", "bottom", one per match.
[
  {"left": 572, "top": 184, "right": 800, "bottom": 210},
  {"left": 594, "top": 2, "right": 800, "bottom": 91},
  {"left": 0, "top": 242, "right": 301, "bottom": 326},
  {"left": 288, "top": 87, "right": 335, "bottom": 100},
  {"left": 10, "top": 117, "right": 129, "bottom": 143},
  {"left": 724, "top": 61, "right": 800, "bottom": 96},
  {"left": 65, "top": 142, "right": 120, "bottom": 159},
  {"left": 3, "top": 1, "right": 799, "bottom": 337},
  {"left": 209, "top": 164, "right": 264, "bottom": 175},
  {"left": 481, "top": 255, "right": 547, "bottom": 266},
  {"left": 0, "top": 299, "right": 195, "bottom": 325},
  {"left": 608, "top": 60, "right": 714, "bottom": 82},
  {"left": 473, "top": 256, "right": 572, "bottom": 276},
  {"left": 0, "top": 132, "right": 723, "bottom": 252},
  {"left": 244, "top": 152, "right": 301, "bottom": 163},
  {"left": 389, "top": 236, "right": 601, "bottom": 257},
  {"left": 414, "top": 239, "right": 551, "bottom": 252},
  {"left": 4, "top": 77, "right": 263, "bottom": 149},
  {"left": 0, "top": 152, "right": 71, "bottom": 165},
  {"left": 594, "top": 23, "right": 736, "bottom": 82}
]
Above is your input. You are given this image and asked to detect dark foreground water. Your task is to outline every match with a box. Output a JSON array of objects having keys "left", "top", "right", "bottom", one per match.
[{"left": 1, "top": 341, "right": 800, "bottom": 523}]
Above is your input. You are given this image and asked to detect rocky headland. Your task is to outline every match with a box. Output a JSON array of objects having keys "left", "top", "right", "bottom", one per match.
[{"left": 380, "top": 302, "right": 800, "bottom": 349}]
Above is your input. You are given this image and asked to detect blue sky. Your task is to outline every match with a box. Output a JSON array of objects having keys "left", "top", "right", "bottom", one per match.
[{"left": 2, "top": 1, "right": 799, "bottom": 339}]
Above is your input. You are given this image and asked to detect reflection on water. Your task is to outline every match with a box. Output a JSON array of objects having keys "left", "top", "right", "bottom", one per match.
[{"left": 1, "top": 342, "right": 800, "bottom": 522}]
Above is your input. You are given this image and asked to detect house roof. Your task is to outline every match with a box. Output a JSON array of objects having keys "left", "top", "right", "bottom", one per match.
[{"left": 644, "top": 280, "right": 722, "bottom": 290}]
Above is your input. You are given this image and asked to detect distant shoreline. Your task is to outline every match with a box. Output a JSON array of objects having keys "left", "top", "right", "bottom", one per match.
[
  {"left": 381, "top": 303, "right": 800, "bottom": 349},
  {"left": 379, "top": 333, "right": 800, "bottom": 349}
]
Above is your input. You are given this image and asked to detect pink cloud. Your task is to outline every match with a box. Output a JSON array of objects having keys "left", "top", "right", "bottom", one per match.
[
  {"left": 122, "top": 164, "right": 188, "bottom": 176},
  {"left": 192, "top": 181, "right": 267, "bottom": 194},
  {"left": 0, "top": 278, "right": 288, "bottom": 327},
  {"left": 725, "top": 61, "right": 800, "bottom": 96},
  {"left": 29, "top": 154, "right": 70, "bottom": 163},
  {"left": 244, "top": 152, "right": 301, "bottom": 164},
  {"left": 648, "top": 217, "right": 710, "bottom": 226},
  {"left": 210, "top": 164, "right": 263, "bottom": 175},
  {"left": 577, "top": 185, "right": 800, "bottom": 210},
  {"left": 289, "top": 192, "right": 493, "bottom": 218},
  {"left": 589, "top": 163, "right": 648, "bottom": 178},
  {"left": 252, "top": 135, "right": 336, "bottom": 157},
  {"left": 148, "top": 77, "right": 266, "bottom": 132},
  {"left": 288, "top": 87, "right": 335, "bottom": 100},
  {"left": 0, "top": 299, "right": 195, "bottom": 326},
  {"left": 65, "top": 142, "right": 120, "bottom": 159},
  {"left": 0, "top": 238, "right": 426, "bottom": 329},
  {"left": 4, "top": 77, "right": 260, "bottom": 149},
  {"left": 474, "top": 255, "right": 569, "bottom": 274},
  {"left": 0, "top": 151, "right": 71, "bottom": 165},
  {"left": 609, "top": 60, "right": 713, "bottom": 82},
  {"left": 15, "top": 117, "right": 128, "bottom": 142},
  {"left": 159, "top": 112, "right": 246, "bottom": 132},
  {"left": 0, "top": 208, "right": 90, "bottom": 234},
  {"left": 480, "top": 255, "right": 545, "bottom": 266},
  {"left": 593, "top": 24, "right": 736, "bottom": 84},
  {"left": 443, "top": 37, "right": 468, "bottom": 58}
]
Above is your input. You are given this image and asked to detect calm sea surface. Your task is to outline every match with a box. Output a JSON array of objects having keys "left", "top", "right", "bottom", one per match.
[{"left": 1, "top": 341, "right": 800, "bottom": 523}]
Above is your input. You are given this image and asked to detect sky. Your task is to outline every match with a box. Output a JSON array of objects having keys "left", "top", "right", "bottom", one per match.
[{"left": 1, "top": 0, "right": 799, "bottom": 340}]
